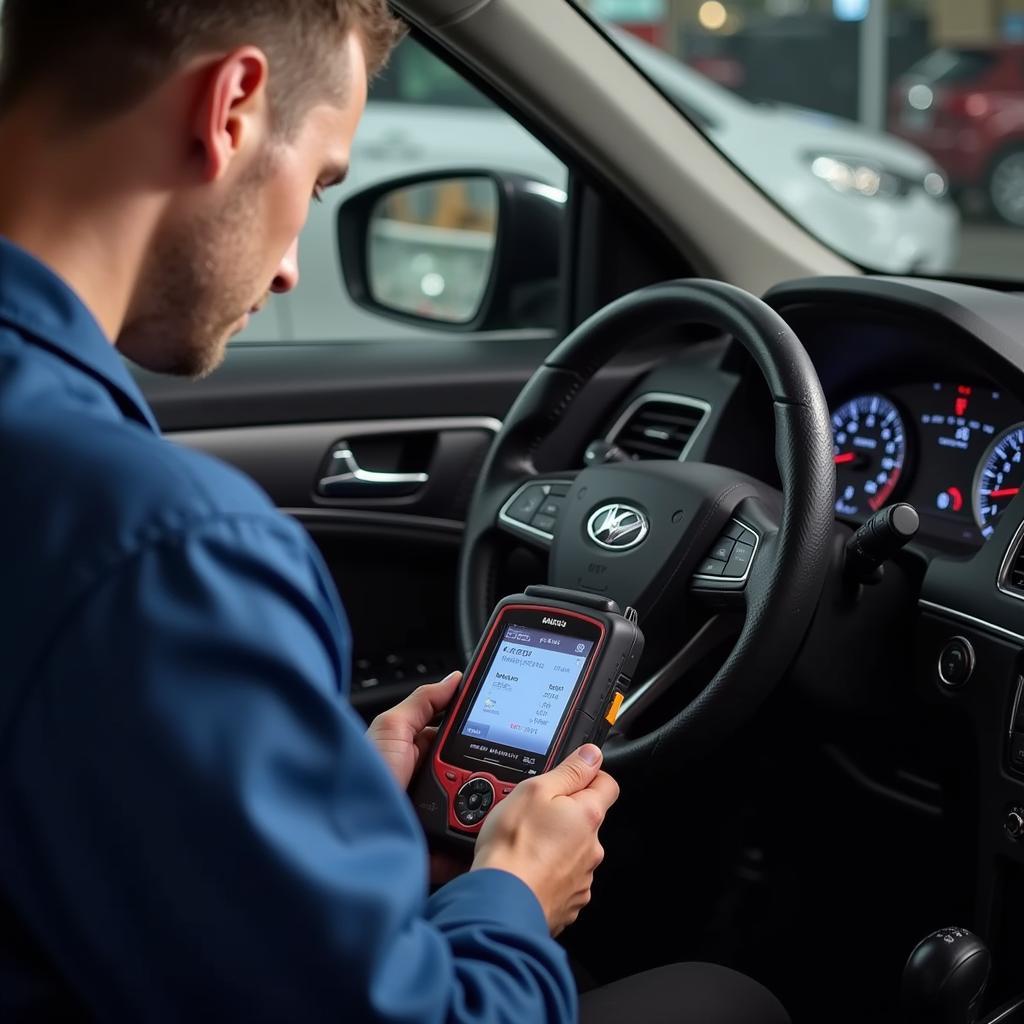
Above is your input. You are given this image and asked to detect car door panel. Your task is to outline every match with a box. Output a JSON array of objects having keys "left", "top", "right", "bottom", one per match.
[{"left": 169, "top": 416, "right": 500, "bottom": 523}]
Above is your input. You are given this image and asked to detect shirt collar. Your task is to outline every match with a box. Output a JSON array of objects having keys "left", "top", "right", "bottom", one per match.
[{"left": 0, "top": 236, "right": 161, "bottom": 433}]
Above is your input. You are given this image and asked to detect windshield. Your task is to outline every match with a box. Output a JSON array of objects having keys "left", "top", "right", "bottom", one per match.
[{"left": 586, "top": 1, "right": 1024, "bottom": 281}]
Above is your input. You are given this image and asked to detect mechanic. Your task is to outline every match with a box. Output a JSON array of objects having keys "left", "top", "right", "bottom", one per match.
[{"left": 0, "top": 2, "right": 789, "bottom": 1021}]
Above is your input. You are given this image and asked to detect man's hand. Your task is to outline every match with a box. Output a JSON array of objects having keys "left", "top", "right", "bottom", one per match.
[
  {"left": 367, "top": 671, "right": 462, "bottom": 791},
  {"left": 472, "top": 744, "right": 619, "bottom": 936}
]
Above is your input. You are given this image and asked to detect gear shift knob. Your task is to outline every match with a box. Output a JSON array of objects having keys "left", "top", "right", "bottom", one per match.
[{"left": 902, "top": 927, "right": 991, "bottom": 1024}]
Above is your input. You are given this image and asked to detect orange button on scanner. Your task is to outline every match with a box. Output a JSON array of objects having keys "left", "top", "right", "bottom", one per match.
[{"left": 605, "top": 691, "right": 625, "bottom": 726}]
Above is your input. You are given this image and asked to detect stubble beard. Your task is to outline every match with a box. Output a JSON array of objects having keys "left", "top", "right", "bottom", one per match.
[{"left": 119, "top": 181, "right": 269, "bottom": 380}]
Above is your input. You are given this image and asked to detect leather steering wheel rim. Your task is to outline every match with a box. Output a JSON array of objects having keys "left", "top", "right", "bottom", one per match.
[{"left": 457, "top": 279, "right": 835, "bottom": 769}]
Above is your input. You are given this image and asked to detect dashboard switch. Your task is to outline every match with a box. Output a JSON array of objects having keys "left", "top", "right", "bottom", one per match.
[{"left": 937, "top": 637, "right": 975, "bottom": 690}]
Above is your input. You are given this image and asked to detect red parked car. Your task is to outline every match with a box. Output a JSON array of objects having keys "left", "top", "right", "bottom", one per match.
[{"left": 889, "top": 45, "right": 1024, "bottom": 225}]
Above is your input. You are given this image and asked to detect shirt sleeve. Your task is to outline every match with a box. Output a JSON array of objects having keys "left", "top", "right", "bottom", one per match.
[{"left": 2, "top": 513, "right": 577, "bottom": 1023}]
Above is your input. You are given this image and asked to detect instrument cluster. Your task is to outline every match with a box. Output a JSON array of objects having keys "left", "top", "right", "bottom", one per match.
[{"left": 831, "top": 382, "right": 1024, "bottom": 550}]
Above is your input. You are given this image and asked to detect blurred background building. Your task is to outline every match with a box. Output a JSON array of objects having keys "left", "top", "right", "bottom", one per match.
[
  {"left": 581, "top": 0, "right": 1024, "bottom": 269},
  {"left": 586, "top": 0, "right": 1024, "bottom": 122}
]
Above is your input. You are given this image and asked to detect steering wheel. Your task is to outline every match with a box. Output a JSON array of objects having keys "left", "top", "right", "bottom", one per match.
[{"left": 457, "top": 280, "right": 835, "bottom": 769}]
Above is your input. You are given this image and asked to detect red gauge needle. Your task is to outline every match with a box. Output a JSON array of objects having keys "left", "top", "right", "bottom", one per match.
[
  {"left": 991, "top": 488, "right": 1021, "bottom": 499},
  {"left": 834, "top": 452, "right": 856, "bottom": 465}
]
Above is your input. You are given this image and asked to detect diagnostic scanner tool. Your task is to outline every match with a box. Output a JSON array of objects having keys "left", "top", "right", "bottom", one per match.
[{"left": 412, "top": 585, "right": 643, "bottom": 848}]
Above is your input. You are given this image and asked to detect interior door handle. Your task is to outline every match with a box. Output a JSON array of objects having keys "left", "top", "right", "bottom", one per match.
[{"left": 317, "top": 442, "right": 429, "bottom": 498}]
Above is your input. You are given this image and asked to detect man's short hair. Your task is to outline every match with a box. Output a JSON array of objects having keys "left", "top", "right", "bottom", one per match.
[{"left": 0, "top": 0, "right": 405, "bottom": 133}]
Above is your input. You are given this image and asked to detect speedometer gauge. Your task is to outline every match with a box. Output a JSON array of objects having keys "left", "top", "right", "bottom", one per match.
[
  {"left": 973, "top": 423, "right": 1024, "bottom": 538},
  {"left": 832, "top": 394, "right": 907, "bottom": 516}
]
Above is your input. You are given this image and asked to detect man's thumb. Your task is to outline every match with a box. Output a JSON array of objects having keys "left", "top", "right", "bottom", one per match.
[{"left": 545, "top": 744, "right": 603, "bottom": 794}]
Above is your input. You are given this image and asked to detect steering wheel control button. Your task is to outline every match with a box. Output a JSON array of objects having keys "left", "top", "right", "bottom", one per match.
[
  {"left": 723, "top": 520, "right": 746, "bottom": 541},
  {"left": 506, "top": 486, "right": 547, "bottom": 524},
  {"left": 724, "top": 542, "right": 755, "bottom": 578},
  {"left": 1005, "top": 808, "right": 1024, "bottom": 841},
  {"left": 710, "top": 539, "right": 735, "bottom": 563},
  {"left": 539, "top": 498, "right": 564, "bottom": 519},
  {"left": 694, "top": 521, "right": 760, "bottom": 587},
  {"left": 531, "top": 513, "right": 558, "bottom": 534},
  {"left": 937, "top": 637, "right": 975, "bottom": 690},
  {"left": 698, "top": 558, "right": 726, "bottom": 576}
]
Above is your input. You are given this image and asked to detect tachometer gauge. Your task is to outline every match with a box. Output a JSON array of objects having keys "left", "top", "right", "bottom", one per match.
[
  {"left": 832, "top": 394, "right": 907, "bottom": 516},
  {"left": 973, "top": 422, "right": 1024, "bottom": 538}
]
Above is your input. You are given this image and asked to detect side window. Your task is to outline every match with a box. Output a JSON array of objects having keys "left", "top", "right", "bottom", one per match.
[
  {"left": 235, "top": 38, "right": 568, "bottom": 345},
  {"left": 372, "top": 39, "right": 493, "bottom": 109}
]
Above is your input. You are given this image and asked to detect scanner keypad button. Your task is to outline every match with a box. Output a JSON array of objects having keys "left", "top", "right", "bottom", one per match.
[{"left": 456, "top": 779, "right": 496, "bottom": 828}]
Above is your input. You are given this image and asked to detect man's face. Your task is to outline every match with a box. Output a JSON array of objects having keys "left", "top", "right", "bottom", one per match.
[{"left": 119, "top": 33, "right": 368, "bottom": 378}]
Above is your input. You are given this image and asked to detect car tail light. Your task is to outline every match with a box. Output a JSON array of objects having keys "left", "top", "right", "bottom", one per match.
[{"left": 936, "top": 90, "right": 990, "bottom": 121}]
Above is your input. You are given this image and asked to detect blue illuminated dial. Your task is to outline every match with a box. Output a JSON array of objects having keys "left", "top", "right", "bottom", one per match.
[
  {"left": 973, "top": 423, "right": 1024, "bottom": 539},
  {"left": 832, "top": 394, "right": 907, "bottom": 517}
]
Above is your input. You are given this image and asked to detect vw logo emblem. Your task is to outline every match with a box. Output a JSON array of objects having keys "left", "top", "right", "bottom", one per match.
[{"left": 587, "top": 503, "right": 649, "bottom": 551}]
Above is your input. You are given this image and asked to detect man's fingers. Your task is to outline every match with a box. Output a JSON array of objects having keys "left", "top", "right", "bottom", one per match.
[
  {"left": 424, "top": 670, "right": 462, "bottom": 708},
  {"left": 540, "top": 745, "right": 603, "bottom": 796},
  {"left": 414, "top": 726, "right": 438, "bottom": 760},
  {"left": 570, "top": 770, "right": 620, "bottom": 820},
  {"left": 378, "top": 672, "right": 462, "bottom": 735}
]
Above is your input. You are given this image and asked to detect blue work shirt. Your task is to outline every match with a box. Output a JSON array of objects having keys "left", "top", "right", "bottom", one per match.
[{"left": 0, "top": 237, "right": 576, "bottom": 1022}]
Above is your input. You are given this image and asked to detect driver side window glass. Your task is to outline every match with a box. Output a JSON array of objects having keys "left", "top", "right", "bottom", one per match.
[
  {"left": 235, "top": 38, "right": 568, "bottom": 344},
  {"left": 373, "top": 40, "right": 493, "bottom": 109}
]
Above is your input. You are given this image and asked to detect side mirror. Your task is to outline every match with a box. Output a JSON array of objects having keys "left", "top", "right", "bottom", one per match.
[{"left": 338, "top": 171, "right": 564, "bottom": 330}]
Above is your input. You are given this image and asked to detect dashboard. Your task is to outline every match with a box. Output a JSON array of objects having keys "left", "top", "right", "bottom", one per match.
[
  {"left": 829, "top": 382, "right": 1024, "bottom": 551},
  {"left": 745, "top": 277, "right": 1024, "bottom": 557},
  {"left": 587, "top": 273, "right": 1024, "bottom": 1006},
  {"left": 603, "top": 277, "right": 1024, "bottom": 559}
]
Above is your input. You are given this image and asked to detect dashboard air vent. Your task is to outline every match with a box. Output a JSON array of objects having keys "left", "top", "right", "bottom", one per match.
[
  {"left": 999, "top": 524, "right": 1024, "bottom": 598},
  {"left": 608, "top": 395, "right": 710, "bottom": 461}
]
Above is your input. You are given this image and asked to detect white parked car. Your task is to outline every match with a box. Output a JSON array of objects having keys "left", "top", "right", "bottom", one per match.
[
  {"left": 618, "top": 31, "right": 960, "bottom": 274},
  {"left": 240, "top": 29, "right": 961, "bottom": 343}
]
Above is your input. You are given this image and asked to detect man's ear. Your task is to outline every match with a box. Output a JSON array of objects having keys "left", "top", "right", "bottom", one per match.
[{"left": 192, "top": 47, "right": 271, "bottom": 184}]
